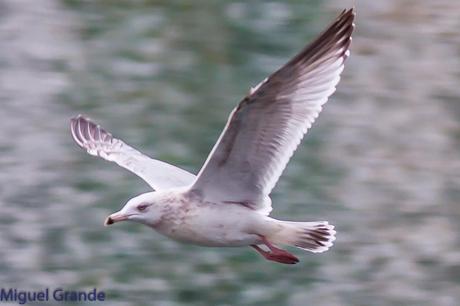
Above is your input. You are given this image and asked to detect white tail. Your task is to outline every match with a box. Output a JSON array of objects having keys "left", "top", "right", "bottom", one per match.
[{"left": 269, "top": 221, "right": 336, "bottom": 253}]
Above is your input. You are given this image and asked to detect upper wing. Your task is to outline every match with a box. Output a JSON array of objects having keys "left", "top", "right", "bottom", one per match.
[
  {"left": 191, "top": 9, "right": 355, "bottom": 215},
  {"left": 70, "top": 115, "right": 196, "bottom": 190}
]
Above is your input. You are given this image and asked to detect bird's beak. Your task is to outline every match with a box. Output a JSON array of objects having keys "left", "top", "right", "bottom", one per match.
[{"left": 104, "top": 211, "right": 128, "bottom": 226}]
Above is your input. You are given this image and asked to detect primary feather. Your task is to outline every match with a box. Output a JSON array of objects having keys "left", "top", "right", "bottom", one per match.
[{"left": 191, "top": 9, "right": 355, "bottom": 215}]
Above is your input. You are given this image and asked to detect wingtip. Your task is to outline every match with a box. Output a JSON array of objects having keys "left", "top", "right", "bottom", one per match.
[
  {"left": 336, "top": 7, "right": 355, "bottom": 59},
  {"left": 349, "top": 7, "right": 356, "bottom": 23},
  {"left": 336, "top": 7, "right": 355, "bottom": 25},
  {"left": 70, "top": 115, "right": 84, "bottom": 147},
  {"left": 70, "top": 114, "right": 84, "bottom": 135},
  {"left": 345, "top": 7, "right": 355, "bottom": 14},
  {"left": 338, "top": 7, "right": 354, "bottom": 16},
  {"left": 70, "top": 115, "right": 80, "bottom": 134},
  {"left": 70, "top": 114, "right": 86, "bottom": 126}
]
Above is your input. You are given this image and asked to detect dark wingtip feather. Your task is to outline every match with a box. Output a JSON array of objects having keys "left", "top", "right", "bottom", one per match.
[{"left": 268, "top": 7, "right": 355, "bottom": 78}]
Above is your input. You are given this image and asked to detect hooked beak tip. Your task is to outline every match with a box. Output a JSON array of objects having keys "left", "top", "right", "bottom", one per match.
[
  {"left": 104, "top": 216, "right": 114, "bottom": 226},
  {"left": 104, "top": 212, "right": 128, "bottom": 226}
]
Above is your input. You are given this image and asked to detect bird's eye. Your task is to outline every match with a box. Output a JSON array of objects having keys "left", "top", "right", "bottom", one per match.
[{"left": 137, "top": 204, "right": 149, "bottom": 212}]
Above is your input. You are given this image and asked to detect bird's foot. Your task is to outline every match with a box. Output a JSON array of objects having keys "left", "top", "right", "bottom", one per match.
[
  {"left": 265, "top": 250, "right": 299, "bottom": 264},
  {"left": 251, "top": 239, "right": 299, "bottom": 265}
]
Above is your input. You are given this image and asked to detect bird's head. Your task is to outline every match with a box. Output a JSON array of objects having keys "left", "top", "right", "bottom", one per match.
[{"left": 104, "top": 192, "right": 161, "bottom": 227}]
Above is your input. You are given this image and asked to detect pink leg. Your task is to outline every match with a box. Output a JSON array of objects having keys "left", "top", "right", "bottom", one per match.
[{"left": 251, "top": 237, "right": 299, "bottom": 264}]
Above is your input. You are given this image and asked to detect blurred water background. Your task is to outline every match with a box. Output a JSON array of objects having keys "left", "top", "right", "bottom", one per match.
[{"left": 1, "top": 0, "right": 460, "bottom": 305}]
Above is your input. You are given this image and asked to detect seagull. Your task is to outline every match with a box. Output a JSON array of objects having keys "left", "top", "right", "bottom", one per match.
[{"left": 70, "top": 9, "right": 354, "bottom": 264}]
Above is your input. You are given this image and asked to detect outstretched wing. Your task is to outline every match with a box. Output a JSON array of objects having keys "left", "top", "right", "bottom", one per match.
[
  {"left": 70, "top": 115, "right": 196, "bottom": 190},
  {"left": 191, "top": 9, "right": 355, "bottom": 215}
]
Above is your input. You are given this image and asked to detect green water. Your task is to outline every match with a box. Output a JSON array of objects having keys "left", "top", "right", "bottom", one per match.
[{"left": 1, "top": 1, "right": 460, "bottom": 305}]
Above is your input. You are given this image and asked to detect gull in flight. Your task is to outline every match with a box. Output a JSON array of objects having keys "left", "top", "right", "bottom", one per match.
[{"left": 70, "top": 9, "right": 354, "bottom": 264}]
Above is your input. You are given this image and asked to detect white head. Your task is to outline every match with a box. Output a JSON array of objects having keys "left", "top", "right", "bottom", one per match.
[{"left": 104, "top": 192, "right": 162, "bottom": 227}]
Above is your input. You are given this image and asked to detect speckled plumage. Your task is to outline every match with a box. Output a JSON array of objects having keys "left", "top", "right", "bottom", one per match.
[{"left": 70, "top": 8, "right": 355, "bottom": 264}]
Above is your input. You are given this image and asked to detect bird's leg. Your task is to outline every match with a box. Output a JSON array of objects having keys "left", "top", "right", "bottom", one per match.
[{"left": 251, "top": 237, "right": 299, "bottom": 264}]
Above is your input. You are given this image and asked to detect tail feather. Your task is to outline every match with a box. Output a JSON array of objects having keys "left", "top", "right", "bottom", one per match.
[{"left": 269, "top": 221, "right": 336, "bottom": 253}]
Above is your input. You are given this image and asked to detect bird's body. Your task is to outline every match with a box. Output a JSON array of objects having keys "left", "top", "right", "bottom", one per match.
[
  {"left": 70, "top": 9, "right": 355, "bottom": 264},
  {"left": 149, "top": 189, "right": 265, "bottom": 247},
  {"left": 116, "top": 188, "right": 334, "bottom": 258}
]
